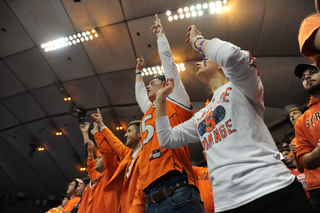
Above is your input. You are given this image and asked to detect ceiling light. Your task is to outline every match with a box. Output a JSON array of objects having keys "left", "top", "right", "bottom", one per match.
[
  {"left": 166, "top": 10, "right": 171, "bottom": 16},
  {"left": 210, "top": 8, "right": 215, "bottom": 13},
  {"left": 178, "top": 8, "right": 183, "bottom": 13},
  {"left": 181, "top": 67, "right": 186, "bottom": 71},
  {"left": 190, "top": 5, "right": 195, "bottom": 11},
  {"left": 174, "top": 15, "right": 178, "bottom": 20},
  {"left": 41, "top": 29, "right": 99, "bottom": 52},
  {"left": 203, "top": 3, "right": 208, "bottom": 9},
  {"left": 196, "top": 4, "right": 202, "bottom": 10},
  {"left": 209, "top": 2, "right": 215, "bottom": 8},
  {"left": 168, "top": 16, "right": 173, "bottom": 21},
  {"left": 217, "top": 7, "right": 223, "bottom": 13},
  {"left": 192, "top": 11, "right": 197, "bottom": 17},
  {"left": 186, "top": 13, "right": 190, "bottom": 18},
  {"left": 216, "top": 1, "right": 221, "bottom": 6},
  {"left": 198, "top": 10, "right": 203, "bottom": 16},
  {"left": 184, "top": 7, "right": 189, "bottom": 12},
  {"left": 180, "top": 14, "right": 184, "bottom": 19}
]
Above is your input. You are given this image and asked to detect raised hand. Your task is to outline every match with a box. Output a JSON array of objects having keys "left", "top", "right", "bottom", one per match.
[
  {"left": 289, "top": 143, "right": 297, "bottom": 155},
  {"left": 91, "top": 108, "right": 104, "bottom": 128},
  {"left": 91, "top": 122, "right": 99, "bottom": 135},
  {"left": 80, "top": 121, "right": 90, "bottom": 134},
  {"left": 150, "top": 14, "right": 162, "bottom": 34},
  {"left": 136, "top": 55, "right": 145, "bottom": 71},
  {"left": 185, "top": 25, "right": 202, "bottom": 45},
  {"left": 156, "top": 77, "right": 174, "bottom": 98},
  {"left": 87, "top": 140, "right": 96, "bottom": 155}
]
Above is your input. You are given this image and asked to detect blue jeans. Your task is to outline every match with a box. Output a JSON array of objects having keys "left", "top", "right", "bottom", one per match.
[{"left": 145, "top": 184, "right": 205, "bottom": 213}]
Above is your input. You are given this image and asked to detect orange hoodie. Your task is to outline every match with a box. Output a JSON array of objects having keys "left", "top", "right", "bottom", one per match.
[{"left": 295, "top": 97, "right": 320, "bottom": 191}]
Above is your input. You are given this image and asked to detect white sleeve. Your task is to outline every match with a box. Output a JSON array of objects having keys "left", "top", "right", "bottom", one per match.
[
  {"left": 205, "top": 38, "right": 264, "bottom": 112},
  {"left": 156, "top": 116, "right": 200, "bottom": 149},
  {"left": 157, "top": 37, "right": 192, "bottom": 109},
  {"left": 135, "top": 81, "right": 152, "bottom": 114}
]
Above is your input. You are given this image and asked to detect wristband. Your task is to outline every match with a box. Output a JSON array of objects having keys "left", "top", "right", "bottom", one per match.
[
  {"left": 88, "top": 154, "right": 93, "bottom": 158},
  {"left": 156, "top": 30, "right": 165, "bottom": 35},
  {"left": 136, "top": 72, "right": 142, "bottom": 75},
  {"left": 193, "top": 35, "right": 204, "bottom": 51},
  {"left": 84, "top": 141, "right": 89, "bottom": 145},
  {"left": 198, "top": 39, "right": 207, "bottom": 67}
]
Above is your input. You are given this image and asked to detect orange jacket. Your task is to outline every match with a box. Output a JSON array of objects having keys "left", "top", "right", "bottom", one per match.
[
  {"left": 295, "top": 97, "right": 320, "bottom": 191},
  {"left": 130, "top": 99, "right": 195, "bottom": 213},
  {"left": 298, "top": 13, "right": 320, "bottom": 69},
  {"left": 84, "top": 132, "right": 120, "bottom": 212},
  {"left": 100, "top": 127, "right": 144, "bottom": 213},
  {"left": 193, "top": 166, "right": 214, "bottom": 213},
  {"left": 77, "top": 181, "right": 94, "bottom": 213},
  {"left": 62, "top": 196, "right": 80, "bottom": 212}
]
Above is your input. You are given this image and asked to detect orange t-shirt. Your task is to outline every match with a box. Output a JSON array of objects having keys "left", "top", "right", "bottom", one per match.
[
  {"left": 46, "top": 207, "right": 61, "bottom": 213},
  {"left": 77, "top": 181, "right": 94, "bottom": 213},
  {"left": 298, "top": 13, "right": 320, "bottom": 69},
  {"left": 289, "top": 168, "right": 310, "bottom": 199},
  {"left": 193, "top": 166, "right": 215, "bottom": 213},
  {"left": 130, "top": 99, "right": 194, "bottom": 212},
  {"left": 62, "top": 196, "right": 80, "bottom": 212}
]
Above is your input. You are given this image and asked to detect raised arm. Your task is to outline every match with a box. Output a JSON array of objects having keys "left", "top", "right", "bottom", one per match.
[
  {"left": 155, "top": 78, "right": 200, "bottom": 149},
  {"left": 91, "top": 121, "right": 119, "bottom": 179},
  {"left": 186, "top": 25, "right": 264, "bottom": 113},
  {"left": 86, "top": 140, "right": 101, "bottom": 182},
  {"left": 91, "top": 109, "right": 130, "bottom": 158},
  {"left": 80, "top": 121, "right": 91, "bottom": 144},
  {"left": 135, "top": 55, "right": 152, "bottom": 113},
  {"left": 152, "top": 14, "right": 191, "bottom": 108}
]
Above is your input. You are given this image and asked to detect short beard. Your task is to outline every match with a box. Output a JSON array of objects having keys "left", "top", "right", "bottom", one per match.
[{"left": 306, "top": 82, "right": 320, "bottom": 95}]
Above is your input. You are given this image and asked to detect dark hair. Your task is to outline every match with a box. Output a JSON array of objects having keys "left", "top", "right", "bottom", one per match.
[{"left": 71, "top": 179, "right": 79, "bottom": 190}]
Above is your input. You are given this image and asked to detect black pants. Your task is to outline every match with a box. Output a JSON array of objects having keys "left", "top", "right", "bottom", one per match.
[
  {"left": 220, "top": 179, "right": 313, "bottom": 213},
  {"left": 309, "top": 188, "right": 320, "bottom": 213}
]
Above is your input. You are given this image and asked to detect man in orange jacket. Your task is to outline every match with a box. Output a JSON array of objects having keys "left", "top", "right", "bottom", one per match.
[
  {"left": 92, "top": 109, "right": 144, "bottom": 212},
  {"left": 80, "top": 121, "right": 120, "bottom": 212}
]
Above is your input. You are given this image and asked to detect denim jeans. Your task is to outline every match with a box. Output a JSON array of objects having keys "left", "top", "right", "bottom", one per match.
[{"left": 145, "top": 184, "right": 205, "bottom": 213}]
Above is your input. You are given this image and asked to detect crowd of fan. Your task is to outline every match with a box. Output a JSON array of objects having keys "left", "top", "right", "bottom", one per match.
[{"left": 46, "top": 3, "right": 320, "bottom": 213}]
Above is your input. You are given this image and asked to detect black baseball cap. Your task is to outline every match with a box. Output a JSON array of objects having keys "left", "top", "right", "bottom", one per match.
[{"left": 294, "top": 63, "right": 317, "bottom": 78}]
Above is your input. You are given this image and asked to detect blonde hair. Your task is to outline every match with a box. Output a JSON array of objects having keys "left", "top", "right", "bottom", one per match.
[{"left": 128, "top": 120, "right": 141, "bottom": 133}]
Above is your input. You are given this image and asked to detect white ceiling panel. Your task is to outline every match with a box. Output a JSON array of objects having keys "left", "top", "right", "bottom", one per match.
[
  {"left": 0, "top": 60, "right": 26, "bottom": 99},
  {"left": 40, "top": 44, "right": 96, "bottom": 82},
  {"left": 84, "top": 23, "right": 136, "bottom": 73},
  {"left": 61, "top": 0, "right": 124, "bottom": 31},
  {"left": 3, "top": 48, "right": 58, "bottom": 90},
  {"left": 63, "top": 76, "right": 110, "bottom": 109},
  {"left": 0, "top": 1, "right": 35, "bottom": 58},
  {"left": 7, "top": 0, "right": 75, "bottom": 45},
  {"left": 31, "top": 85, "right": 72, "bottom": 116},
  {"left": 1, "top": 92, "right": 47, "bottom": 123}
]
